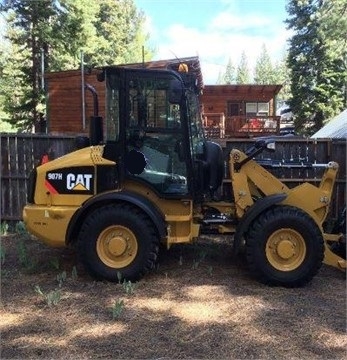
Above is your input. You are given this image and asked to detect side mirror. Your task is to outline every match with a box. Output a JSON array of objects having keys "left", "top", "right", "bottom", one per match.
[{"left": 168, "top": 79, "right": 183, "bottom": 104}]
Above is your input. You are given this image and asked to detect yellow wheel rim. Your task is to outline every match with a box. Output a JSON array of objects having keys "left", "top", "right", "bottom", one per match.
[
  {"left": 96, "top": 225, "right": 138, "bottom": 269},
  {"left": 266, "top": 228, "right": 306, "bottom": 271}
]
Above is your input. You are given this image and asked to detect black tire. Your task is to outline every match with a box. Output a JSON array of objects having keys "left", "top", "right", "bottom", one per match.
[
  {"left": 246, "top": 206, "right": 324, "bottom": 287},
  {"left": 77, "top": 203, "right": 159, "bottom": 282}
]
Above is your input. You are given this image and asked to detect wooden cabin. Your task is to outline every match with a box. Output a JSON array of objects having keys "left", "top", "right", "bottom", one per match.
[
  {"left": 45, "top": 69, "right": 105, "bottom": 134},
  {"left": 201, "top": 84, "right": 282, "bottom": 138},
  {"left": 44, "top": 57, "right": 203, "bottom": 135},
  {"left": 44, "top": 57, "right": 282, "bottom": 139}
]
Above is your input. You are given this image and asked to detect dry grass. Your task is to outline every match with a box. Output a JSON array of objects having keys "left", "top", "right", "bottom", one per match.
[{"left": 1, "top": 233, "right": 346, "bottom": 359}]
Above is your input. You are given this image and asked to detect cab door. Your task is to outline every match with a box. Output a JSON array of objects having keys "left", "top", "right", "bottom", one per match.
[{"left": 122, "top": 70, "right": 190, "bottom": 197}]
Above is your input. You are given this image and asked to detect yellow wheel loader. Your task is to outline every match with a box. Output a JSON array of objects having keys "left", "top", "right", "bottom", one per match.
[{"left": 23, "top": 65, "right": 346, "bottom": 287}]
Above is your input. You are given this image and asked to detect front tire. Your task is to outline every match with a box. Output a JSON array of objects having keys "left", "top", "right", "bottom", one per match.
[
  {"left": 77, "top": 203, "right": 159, "bottom": 282},
  {"left": 246, "top": 206, "right": 324, "bottom": 287}
]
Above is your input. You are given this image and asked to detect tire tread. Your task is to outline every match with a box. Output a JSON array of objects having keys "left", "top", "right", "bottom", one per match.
[{"left": 246, "top": 206, "right": 324, "bottom": 287}]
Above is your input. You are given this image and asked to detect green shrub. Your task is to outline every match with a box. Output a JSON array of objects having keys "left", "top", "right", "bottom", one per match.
[
  {"left": 35, "top": 285, "right": 61, "bottom": 307},
  {"left": 1, "top": 222, "right": 9, "bottom": 235},
  {"left": 111, "top": 299, "right": 124, "bottom": 319}
]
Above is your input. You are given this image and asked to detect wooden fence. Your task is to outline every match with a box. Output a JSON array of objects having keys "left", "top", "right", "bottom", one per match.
[
  {"left": 1, "top": 134, "right": 76, "bottom": 223},
  {"left": 1, "top": 134, "right": 346, "bottom": 225}
]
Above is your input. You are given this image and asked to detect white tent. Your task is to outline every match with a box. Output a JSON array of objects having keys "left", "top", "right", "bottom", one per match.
[{"left": 311, "top": 109, "right": 347, "bottom": 139}]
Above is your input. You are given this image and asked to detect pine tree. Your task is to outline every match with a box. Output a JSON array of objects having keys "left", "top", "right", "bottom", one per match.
[
  {"left": 0, "top": 0, "right": 150, "bottom": 131},
  {"left": 1, "top": 0, "right": 60, "bottom": 130},
  {"left": 0, "top": 41, "right": 14, "bottom": 130},
  {"left": 94, "top": 0, "right": 151, "bottom": 65},
  {"left": 274, "top": 54, "right": 292, "bottom": 103},
  {"left": 286, "top": 0, "right": 347, "bottom": 135},
  {"left": 236, "top": 51, "right": 251, "bottom": 84},
  {"left": 254, "top": 44, "right": 275, "bottom": 84},
  {"left": 224, "top": 58, "right": 235, "bottom": 84},
  {"left": 216, "top": 70, "right": 224, "bottom": 85},
  {"left": 49, "top": 0, "right": 101, "bottom": 70}
]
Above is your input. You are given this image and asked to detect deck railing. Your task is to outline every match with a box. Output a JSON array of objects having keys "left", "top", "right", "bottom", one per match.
[{"left": 204, "top": 114, "right": 281, "bottom": 138}]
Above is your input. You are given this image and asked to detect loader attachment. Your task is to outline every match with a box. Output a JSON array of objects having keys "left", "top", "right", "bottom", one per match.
[{"left": 229, "top": 137, "right": 346, "bottom": 277}]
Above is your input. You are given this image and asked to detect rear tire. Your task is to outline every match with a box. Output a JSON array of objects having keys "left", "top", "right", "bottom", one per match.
[
  {"left": 77, "top": 203, "right": 159, "bottom": 282},
  {"left": 246, "top": 206, "right": 324, "bottom": 287}
]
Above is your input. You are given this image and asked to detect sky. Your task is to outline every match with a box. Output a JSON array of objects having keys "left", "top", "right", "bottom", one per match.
[{"left": 134, "top": 0, "right": 291, "bottom": 84}]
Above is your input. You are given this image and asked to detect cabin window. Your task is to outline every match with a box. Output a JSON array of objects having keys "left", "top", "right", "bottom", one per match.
[{"left": 246, "top": 102, "right": 269, "bottom": 116}]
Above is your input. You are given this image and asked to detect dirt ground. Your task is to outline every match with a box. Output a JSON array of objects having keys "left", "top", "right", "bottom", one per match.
[{"left": 1, "top": 233, "right": 346, "bottom": 360}]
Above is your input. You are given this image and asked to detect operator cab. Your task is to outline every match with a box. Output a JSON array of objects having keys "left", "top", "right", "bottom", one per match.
[{"left": 99, "top": 66, "right": 223, "bottom": 201}]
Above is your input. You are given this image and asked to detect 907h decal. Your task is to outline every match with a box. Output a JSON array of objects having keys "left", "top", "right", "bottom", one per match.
[{"left": 45, "top": 167, "right": 94, "bottom": 195}]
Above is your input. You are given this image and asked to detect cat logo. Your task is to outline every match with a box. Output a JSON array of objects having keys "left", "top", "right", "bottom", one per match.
[{"left": 67, "top": 173, "right": 93, "bottom": 191}]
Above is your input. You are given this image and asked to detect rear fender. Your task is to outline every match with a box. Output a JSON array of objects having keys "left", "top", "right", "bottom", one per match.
[{"left": 66, "top": 190, "right": 166, "bottom": 245}]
